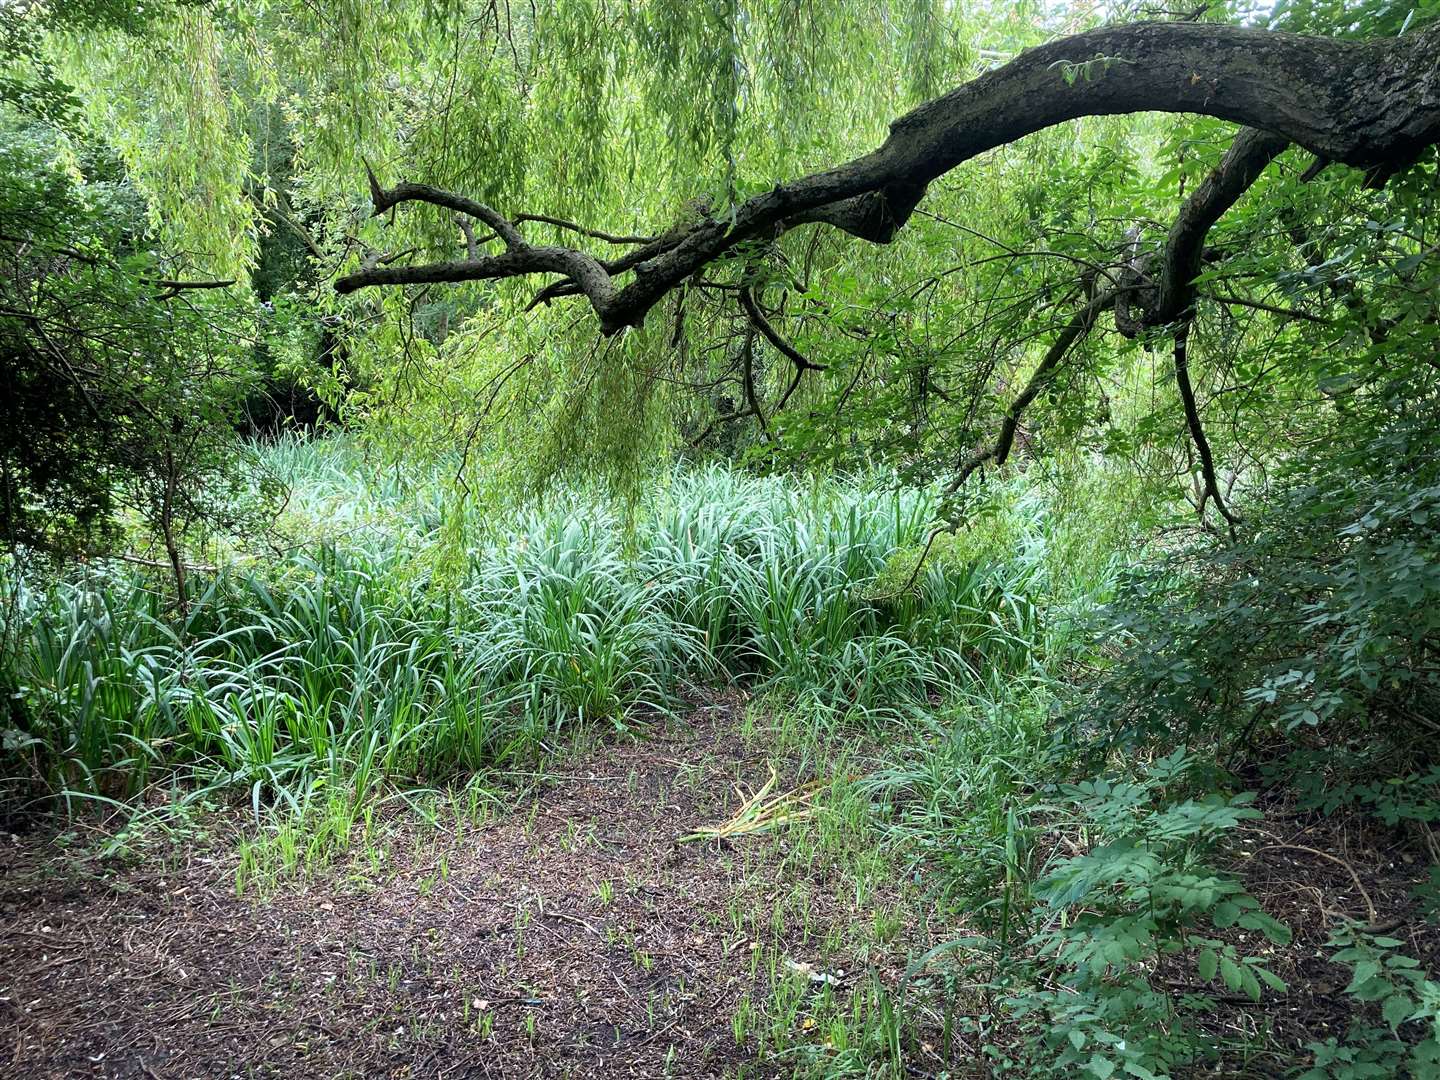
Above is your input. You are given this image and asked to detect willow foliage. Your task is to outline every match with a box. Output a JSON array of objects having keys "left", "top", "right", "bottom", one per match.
[
  {"left": 29, "top": 0, "right": 1440, "bottom": 518},
  {"left": 30, "top": 3, "right": 1004, "bottom": 485}
]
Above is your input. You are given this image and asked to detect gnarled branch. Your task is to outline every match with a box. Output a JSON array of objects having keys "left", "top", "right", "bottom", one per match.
[
  {"left": 1153, "top": 127, "right": 1290, "bottom": 323},
  {"left": 336, "top": 21, "right": 1440, "bottom": 334},
  {"left": 948, "top": 121, "right": 1294, "bottom": 510}
]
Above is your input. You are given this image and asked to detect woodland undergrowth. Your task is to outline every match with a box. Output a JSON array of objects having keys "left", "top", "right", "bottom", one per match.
[{"left": 2, "top": 432, "right": 1437, "bottom": 1079}]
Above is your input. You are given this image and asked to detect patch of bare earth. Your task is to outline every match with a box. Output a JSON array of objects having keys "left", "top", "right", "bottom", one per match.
[
  {"left": 0, "top": 699, "right": 919, "bottom": 1079},
  {"left": 1225, "top": 797, "right": 1440, "bottom": 1061}
]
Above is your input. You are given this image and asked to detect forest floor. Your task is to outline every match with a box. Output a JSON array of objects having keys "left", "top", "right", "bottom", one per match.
[
  {"left": 3, "top": 699, "right": 1436, "bottom": 1079},
  {"left": 0, "top": 695, "right": 939, "bottom": 1079}
]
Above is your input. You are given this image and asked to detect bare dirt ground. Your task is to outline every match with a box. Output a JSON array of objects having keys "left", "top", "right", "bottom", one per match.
[
  {"left": 4, "top": 699, "right": 1436, "bottom": 1080},
  {"left": 0, "top": 698, "right": 921, "bottom": 1079}
]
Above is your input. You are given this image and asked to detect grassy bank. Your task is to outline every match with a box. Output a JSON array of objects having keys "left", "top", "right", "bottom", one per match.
[{"left": 0, "top": 439, "right": 1122, "bottom": 828}]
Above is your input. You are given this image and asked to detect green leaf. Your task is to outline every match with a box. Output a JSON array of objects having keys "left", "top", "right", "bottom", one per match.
[
  {"left": 1219, "top": 955, "right": 1243, "bottom": 992},
  {"left": 1382, "top": 993, "right": 1415, "bottom": 1028},
  {"left": 1347, "top": 959, "right": 1381, "bottom": 990},
  {"left": 1240, "top": 967, "right": 1261, "bottom": 1001},
  {"left": 1257, "top": 967, "right": 1287, "bottom": 993},
  {"left": 1197, "top": 948, "right": 1218, "bottom": 982},
  {"left": 1212, "top": 901, "right": 1241, "bottom": 928}
]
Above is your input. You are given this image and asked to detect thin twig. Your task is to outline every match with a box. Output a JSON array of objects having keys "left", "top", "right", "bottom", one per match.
[{"left": 1248, "top": 843, "right": 1378, "bottom": 924}]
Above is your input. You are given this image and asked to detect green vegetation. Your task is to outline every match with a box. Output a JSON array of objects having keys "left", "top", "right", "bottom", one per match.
[
  {"left": 1, "top": 444, "right": 1072, "bottom": 815},
  {"left": 2, "top": 0, "right": 1438, "bottom": 1076}
]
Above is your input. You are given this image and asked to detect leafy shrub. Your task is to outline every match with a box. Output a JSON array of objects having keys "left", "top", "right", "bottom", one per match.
[
  {"left": 1301, "top": 924, "right": 1440, "bottom": 1079},
  {"left": 1017, "top": 751, "right": 1288, "bottom": 1078},
  {"left": 1, "top": 122, "right": 270, "bottom": 565},
  {"left": 1078, "top": 402, "right": 1440, "bottom": 786},
  {"left": 925, "top": 750, "right": 1290, "bottom": 1079}
]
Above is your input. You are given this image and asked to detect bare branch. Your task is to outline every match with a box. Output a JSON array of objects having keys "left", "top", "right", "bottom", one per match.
[
  {"left": 365, "top": 179, "right": 526, "bottom": 249},
  {"left": 737, "top": 287, "right": 826, "bottom": 372},
  {"left": 739, "top": 325, "right": 767, "bottom": 436},
  {"left": 1200, "top": 291, "right": 1328, "bottom": 323},
  {"left": 945, "top": 286, "right": 1118, "bottom": 497},
  {"left": 150, "top": 278, "right": 237, "bottom": 300},
  {"left": 1174, "top": 324, "right": 1240, "bottom": 529},
  {"left": 455, "top": 215, "right": 480, "bottom": 259},
  {"left": 514, "top": 214, "right": 655, "bottom": 246}
]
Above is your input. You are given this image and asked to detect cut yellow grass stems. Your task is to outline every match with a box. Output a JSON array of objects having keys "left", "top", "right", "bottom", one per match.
[{"left": 678, "top": 765, "right": 822, "bottom": 842}]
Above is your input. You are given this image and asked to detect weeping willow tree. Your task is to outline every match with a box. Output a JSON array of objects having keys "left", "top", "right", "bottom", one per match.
[{"left": 27, "top": 0, "right": 1440, "bottom": 522}]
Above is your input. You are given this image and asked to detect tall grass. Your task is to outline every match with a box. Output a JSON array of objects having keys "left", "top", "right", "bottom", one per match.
[{"left": 0, "top": 437, "right": 1116, "bottom": 824}]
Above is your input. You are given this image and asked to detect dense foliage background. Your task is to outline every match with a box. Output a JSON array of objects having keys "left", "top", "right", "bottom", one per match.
[{"left": 1, "top": 0, "right": 1437, "bottom": 1076}]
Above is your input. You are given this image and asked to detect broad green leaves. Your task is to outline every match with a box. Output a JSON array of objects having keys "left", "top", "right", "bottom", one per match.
[{"left": 1299, "top": 925, "right": 1440, "bottom": 1079}]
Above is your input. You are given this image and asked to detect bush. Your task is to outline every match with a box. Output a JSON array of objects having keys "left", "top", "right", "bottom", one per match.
[{"left": 1078, "top": 398, "right": 1440, "bottom": 791}]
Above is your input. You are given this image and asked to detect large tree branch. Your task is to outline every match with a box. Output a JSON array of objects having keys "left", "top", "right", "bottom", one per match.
[
  {"left": 947, "top": 121, "right": 1291, "bottom": 509},
  {"left": 335, "top": 21, "right": 1440, "bottom": 333},
  {"left": 1152, "top": 127, "right": 1291, "bottom": 322},
  {"left": 1148, "top": 129, "right": 1291, "bottom": 527}
]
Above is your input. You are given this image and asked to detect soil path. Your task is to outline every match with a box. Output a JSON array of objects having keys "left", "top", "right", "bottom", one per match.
[{"left": 1, "top": 699, "right": 907, "bottom": 1079}]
